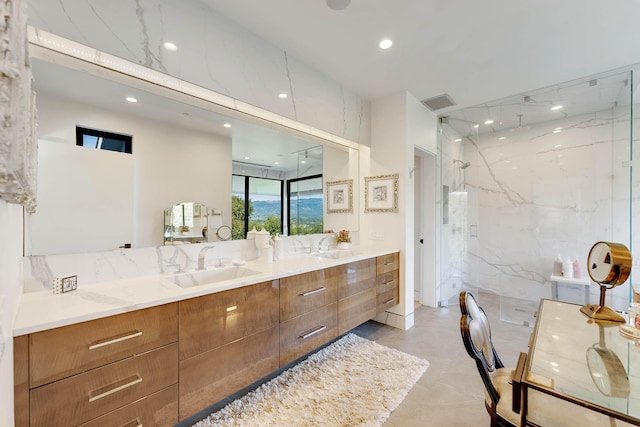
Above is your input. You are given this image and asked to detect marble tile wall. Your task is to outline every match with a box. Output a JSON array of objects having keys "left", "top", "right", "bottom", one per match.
[
  {"left": 22, "top": 233, "right": 345, "bottom": 292},
  {"left": 26, "top": 0, "right": 370, "bottom": 146},
  {"left": 450, "top": 107, "right": 638, "bottom": 310}
]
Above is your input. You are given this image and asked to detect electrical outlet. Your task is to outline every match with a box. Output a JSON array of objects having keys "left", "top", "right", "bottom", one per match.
[{"left": 53, "top": 275, "right": 78, "bottom": 294}]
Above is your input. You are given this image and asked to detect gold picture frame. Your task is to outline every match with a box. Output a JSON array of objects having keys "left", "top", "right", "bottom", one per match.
[
  {"left": 365, "top": 173, "right": 398, "bottom": 213},
  {"left": 326, "top": 179, "right": 353, "bottom": 213}
]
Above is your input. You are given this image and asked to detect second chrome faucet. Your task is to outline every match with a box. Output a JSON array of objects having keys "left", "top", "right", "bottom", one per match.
[{"left": 197, "top": 245, "right": 216, "bottom": 270}]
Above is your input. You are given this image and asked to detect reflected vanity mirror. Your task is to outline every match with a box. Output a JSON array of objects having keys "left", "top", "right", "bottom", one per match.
[
  {"left": 27, "top": 34, "right": 360, "bottom": 256},
  {"left": 164, "top": 202, "right": 209, "bottom": 245}
]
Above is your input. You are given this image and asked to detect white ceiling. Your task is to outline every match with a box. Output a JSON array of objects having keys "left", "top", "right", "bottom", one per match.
[{"left": 203, "top": 0, "right": 640, "bottom": 113}]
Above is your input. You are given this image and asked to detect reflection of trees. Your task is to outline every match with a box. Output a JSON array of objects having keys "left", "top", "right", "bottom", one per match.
[{"left": 231, "top": 195, "right": 251, "bottom": 240}]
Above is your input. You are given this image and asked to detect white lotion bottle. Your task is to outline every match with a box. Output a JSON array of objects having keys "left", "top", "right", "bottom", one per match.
[{"left": 562, "top": 256, "right": 574, "bottom": 279}]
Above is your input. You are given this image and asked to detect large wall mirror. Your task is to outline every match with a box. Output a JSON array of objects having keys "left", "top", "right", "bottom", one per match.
[{"left": 27, "top": 32, "right": 360, "bottom": 255}]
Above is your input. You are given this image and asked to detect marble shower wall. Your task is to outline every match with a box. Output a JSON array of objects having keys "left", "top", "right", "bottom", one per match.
[
  {"left": 457, "top": 106, "right": 637, "bottom": 310},
  {"left": 26, "top": 0, "right": 370, "bottom": 145}
]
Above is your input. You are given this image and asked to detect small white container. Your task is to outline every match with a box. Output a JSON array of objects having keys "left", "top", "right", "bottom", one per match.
[{"left": 562, "top": 256, "right": 574, "bottom": 279}]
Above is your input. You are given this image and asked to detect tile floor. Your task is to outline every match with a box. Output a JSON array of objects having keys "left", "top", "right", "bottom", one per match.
[{"left": 352, "top": 292, "right": 532, "bottom": 427}]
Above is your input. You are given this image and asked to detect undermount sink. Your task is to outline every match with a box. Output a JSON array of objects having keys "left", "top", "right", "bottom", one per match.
[
  {"left": 166, "top": 266, "right": 262, "bottom": 288},
  {"left": 309, "top": 249, "right": 358, "bottom": 259}
]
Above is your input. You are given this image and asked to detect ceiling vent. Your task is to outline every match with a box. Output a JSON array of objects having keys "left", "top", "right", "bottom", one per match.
[{"left": 421, "top": 93, "right": 456, "bottom": 111}]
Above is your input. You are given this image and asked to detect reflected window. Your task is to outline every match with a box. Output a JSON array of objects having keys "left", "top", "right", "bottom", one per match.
[
  {"left": 76, "top": 126, "right": 132, "bottom": 154},
  {"left": 288, "top": 175, "right": 323, "bottom": 235},
  {"left": 232, "top": 175, "right": 283, "bottom": 239}
]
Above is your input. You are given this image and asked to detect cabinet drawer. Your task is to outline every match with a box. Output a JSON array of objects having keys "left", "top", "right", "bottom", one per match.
[
  {"left": 377, "top": 286, "right": 400, "bottom": 314},
  {"left": 280, "top": 268, "right": 338, "bottom": 321},
  {"left": 376, "top": 252, "right": 399, "bottom": 275},
  {"left": 78, "top": 384, "right": 178, "bottom": 427},
  {"left": 30, "top": 303, "right": 178, "bottom": 388},
  {"left": 180, "top": 280, "right": 279, "bottom": 360},
  {"left": 337, "top": 258, "right": 376, "bottom": 300},
  {"left": 280, "top": 302, "right": 338, "bottom": 366},
  {"left": 376, "top": 269, "right": 399, "bottom": 294},
  {"left": 179, "top": 326, "right": 279, "bottom": 421},
  {"left": 30, "top": 343, "right": 178, "bottom": 427},
  {"left": 338, "top": 288, "right": 376, "bottom": 335}
]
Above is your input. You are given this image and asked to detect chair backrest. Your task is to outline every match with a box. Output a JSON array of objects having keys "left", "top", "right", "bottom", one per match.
[{"left": 459, "top": 291, "right": 504, "bottom": 405}]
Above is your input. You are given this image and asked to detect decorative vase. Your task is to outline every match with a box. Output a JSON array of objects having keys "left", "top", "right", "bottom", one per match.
[{"left": 337, "top": 242, "right": 351, "bottom": 250}]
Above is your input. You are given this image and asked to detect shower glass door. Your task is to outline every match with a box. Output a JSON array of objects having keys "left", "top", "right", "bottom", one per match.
[{"left": 437, "top": 66, "right": 636, "bottom": 320}]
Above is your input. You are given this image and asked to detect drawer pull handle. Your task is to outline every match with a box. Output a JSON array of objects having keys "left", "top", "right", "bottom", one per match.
[
  {"left": 300, "top": 287, "right": 326, "bottom": 297},
  {"left": 88, "top": 375, "right": 142, "bottom": 402},
  {"left": 384, "top": 280, "right": 395, "bottom": 286},
  {"left": 88, "top": 331, "right": 143, "bottom": 350},
  {"left": 300, "top": 325, "right": 326, "bottom": 339},
  {"left": 384, "top": 262, "right": 394, "bottom": 266},
  {"left": 383, "top": 298, "right": 395, "bottom": 304},
  {"left": 120, "top": 419, "right": 142, "bottom": 427}
]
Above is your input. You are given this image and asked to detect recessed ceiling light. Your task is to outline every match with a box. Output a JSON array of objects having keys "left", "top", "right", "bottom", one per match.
[
  {"left": 473, "top": 124, "right": 479, "bottom": 129},
  {"left": 498, "top": 136, "right": 506, "bottom": 140},
  {"left": 379, "top": 39, "right": 393, "bottom": 50},
  {"left": 454, "top": 138, "right": 462, "bottom": 142},
  {"left": 301, "top": 160, "right": 306, "bottom": 164},
  {"left": 274, "top": 161, "right": 279, "bottom": 165},
  {"left": 126, "top": 97, "right": 137, "bottom": 103},
  {"left": 163, "top": 42, "right": 177, "bottom": 51},
  {"left": 223, "top": 123, "right": 231, "bottom": 128},
  {"left": 551, "top": 105, "right": 563, "bottom": 111},
  {"left": 279, "top": 93, "right": 288, "bottom": 99},
  {"left": 484, "top": 119, "right": 494, "bottom": 125},
  {"left": 244, "top": 156, "right": 250, "bottom": 160},
  {"left": 555, "top": 144, "right": 562, "bottom": 148},
  {"left": 553, "top": 128, "right": 562, "bottom": 133},
  {"left": 326, "top": 0, "right": 351, "bottom": 10}
]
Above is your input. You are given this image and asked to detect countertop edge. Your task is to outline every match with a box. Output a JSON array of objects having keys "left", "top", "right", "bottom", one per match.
[{"left": 14, "top": 247, "right": 399, "bottom": 336}]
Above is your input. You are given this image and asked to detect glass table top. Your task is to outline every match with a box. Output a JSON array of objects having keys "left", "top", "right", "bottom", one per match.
[{"left": 527, "top": 299, "right": 640, "bottom": 419}]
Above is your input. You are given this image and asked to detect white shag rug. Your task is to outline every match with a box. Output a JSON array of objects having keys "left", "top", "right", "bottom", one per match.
[{"left": 193, "top": 333, "right": 429, "bottom": 427}]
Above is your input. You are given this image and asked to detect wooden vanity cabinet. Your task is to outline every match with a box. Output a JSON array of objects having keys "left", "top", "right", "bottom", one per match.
[
  {"left": 178, "top": 280, "right": 280, "bottom": 420},
  {"left": 279, "top": 268, "right": 339, "bottom": 366},
  {"left": 337, "top": 258, "right": 377, "bottom": 334},
  {"left": 15, "top": 303, "right": 179, "bottom": 427},
  {"left": 376, "top": 252, "right": 400, "bottom": 314}
]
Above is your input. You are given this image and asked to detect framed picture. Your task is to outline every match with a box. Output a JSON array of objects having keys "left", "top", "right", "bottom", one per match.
[
  {"left": 326, "top": 179, "right": 353, "bottom": 213},
  {"left": 365, "top": 173, "right": 399, "bottom": 213}
]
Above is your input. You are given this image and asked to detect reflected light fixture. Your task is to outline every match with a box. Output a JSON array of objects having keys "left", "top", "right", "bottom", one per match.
[
  {"left": 551, "top": 105, "right": 563, "bottom": 111},
  {"left": 473, "top": 124, "right": 479, "bottom": 129},
  {"left": 484, "top": 119, "right": 494, "bottom": 125},
  {"left": 223, "top": 123, "right": 231, "bottom": 128},
  {"left": 278, "top": 93, "right": 288, "bottom": 99},
  {"left": 379, "top": 39, "right": 393, "bottom": 49},
  {"left": 454, "top": 138, "right": 462, "bottom": 142},
  {"left": 163, "top": 42, "right": 177, "bottom": 51},
  {"left": 126, "top": 97, "right": 137, "bottom": 103}
]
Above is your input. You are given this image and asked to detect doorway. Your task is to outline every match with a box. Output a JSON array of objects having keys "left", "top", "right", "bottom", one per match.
[{"left": 414, "top": 148, "right": 437, "bottom": 307}]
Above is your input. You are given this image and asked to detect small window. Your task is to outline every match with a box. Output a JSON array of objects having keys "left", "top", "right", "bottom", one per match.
[{"left": 76, "top": 126, "right": 132, "bottom": 154}]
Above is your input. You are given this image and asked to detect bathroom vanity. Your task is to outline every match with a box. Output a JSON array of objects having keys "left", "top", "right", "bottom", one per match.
[{"left": 13, "top": 249, "right": 399, "bottom": 426}]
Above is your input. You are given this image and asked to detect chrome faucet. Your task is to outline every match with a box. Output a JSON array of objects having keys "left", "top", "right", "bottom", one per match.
[
  {"left": 197, "top": 246, "right": 215, "bottom": 270},
  {"left": 317, "top": 234, "right": 336, "bottom": 252}
]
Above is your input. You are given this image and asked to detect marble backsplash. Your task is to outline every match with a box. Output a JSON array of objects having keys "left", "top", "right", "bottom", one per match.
[{"left": 22, "top": 233, "right": 347, "bottom": 293}]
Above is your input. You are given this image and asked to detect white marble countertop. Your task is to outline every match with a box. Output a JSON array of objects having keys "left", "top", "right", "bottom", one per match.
[{"left": 14, "top": 247, "right": 399, "bottom": 336}]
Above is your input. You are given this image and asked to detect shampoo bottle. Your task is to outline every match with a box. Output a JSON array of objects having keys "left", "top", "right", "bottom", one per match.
[
  {"left": 553, "top": 254, "right": 563, "bottom": 276},
  {"left": 573, "top": 256, "right": 582, "bottom": 279}
]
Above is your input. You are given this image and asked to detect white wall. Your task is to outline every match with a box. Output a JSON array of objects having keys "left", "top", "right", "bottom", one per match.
[
  {"left": 0, "top": 201, "right": 24, "bottom": 426},
  {"left": 368, "top": 92, "right": 438, "bottom": 329},
  {"left": 31, "top": 90, "right": 232, "bottom": 252}
]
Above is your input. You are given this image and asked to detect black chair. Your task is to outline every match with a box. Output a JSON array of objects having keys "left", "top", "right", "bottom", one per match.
[{"left": 459, "top": 291, "right": 524, "bottom": 427}]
